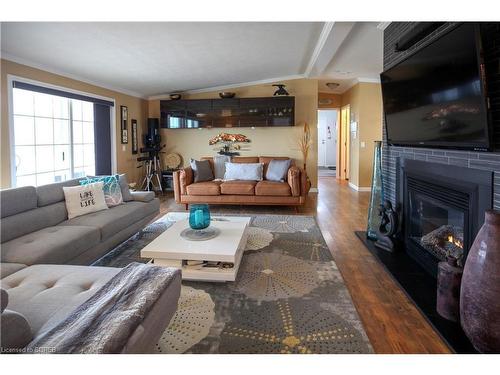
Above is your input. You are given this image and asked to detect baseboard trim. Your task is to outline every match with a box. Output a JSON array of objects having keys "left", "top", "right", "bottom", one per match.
[
  {"left": 348, "top": 182, "right": 371, "bottom": 192},
  {"left": 309, "top": 188, "right": 319, "bottom": 193}
]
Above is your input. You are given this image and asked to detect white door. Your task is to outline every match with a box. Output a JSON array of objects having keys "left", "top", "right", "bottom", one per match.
[{"left": 318, "top": 110, "right": 337, "bottom": 168}]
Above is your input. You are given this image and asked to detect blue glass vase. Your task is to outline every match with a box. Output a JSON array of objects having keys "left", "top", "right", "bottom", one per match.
[
  {"left": 189, "top": 204, "right": 211, "bottom": 230},
  {"left": 367, "top": 141, "right": 384, "bottom": 240}
]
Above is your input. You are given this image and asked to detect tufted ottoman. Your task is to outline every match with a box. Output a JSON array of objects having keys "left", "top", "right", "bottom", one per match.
[{"left": 0, "top": 264, "right": 181, "bottom": 353}]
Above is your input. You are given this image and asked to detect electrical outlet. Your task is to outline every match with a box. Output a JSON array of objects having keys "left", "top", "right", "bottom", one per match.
[{"left": 361, "top": 141, "right": 366, "bottom": 148}]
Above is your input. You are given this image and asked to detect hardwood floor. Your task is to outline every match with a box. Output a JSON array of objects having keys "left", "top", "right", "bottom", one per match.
[{"left": 157, "top": 176, "right": 451, "bottom": 354}]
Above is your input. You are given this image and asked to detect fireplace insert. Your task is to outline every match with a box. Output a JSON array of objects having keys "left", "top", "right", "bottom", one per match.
[{"left": 400, "top": 160, "right": 492, "bottom": 277}]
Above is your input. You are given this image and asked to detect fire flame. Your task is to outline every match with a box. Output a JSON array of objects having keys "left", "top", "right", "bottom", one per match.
[{"left": 447, "top": 235, "right": 463, "bottom": 249}]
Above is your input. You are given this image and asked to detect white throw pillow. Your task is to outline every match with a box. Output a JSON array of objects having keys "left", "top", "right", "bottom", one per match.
[
  {"left": 224, "top": 162, "right": 264, "bottom": 181},
  {"left": 63, "top": 182, "right": 109, "bottom": 220}
]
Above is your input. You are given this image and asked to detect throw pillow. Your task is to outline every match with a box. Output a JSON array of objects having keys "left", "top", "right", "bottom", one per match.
[
  {"left": 118, "top": 174, "right": 134, "bottom": 202},
  {"left": 213, "top": 154, "right": 231, "bottom": 180},
  {"left": 63, "top": 182, "right": 108, "bottom": 220},
  {"left": 266, "top": 159, "right": 292, "bottom": 182},
  {"left": 224, "top": 162, "right": 263, "bottom": 181},
  {"left": 190, "top": 159, "right": 214, "bottom": 182},
  {"left": 80, "top": 175, "right": 123, "bottom": 207}
]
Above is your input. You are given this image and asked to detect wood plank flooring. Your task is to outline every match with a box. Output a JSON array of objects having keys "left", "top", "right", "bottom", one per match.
[{"left": 157, "top": 176, "right": 451, "bottom": 354}]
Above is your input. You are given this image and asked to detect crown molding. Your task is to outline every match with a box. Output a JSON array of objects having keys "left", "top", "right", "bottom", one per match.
[
  {"left": 304, "top": 22, "right": 335, "bottom": 77},
  {"left": 1, "top": 53, "right": 147, "bottom": 99},
  {"left": 147, "top": 74, "right": 306, "bottom": 100}
]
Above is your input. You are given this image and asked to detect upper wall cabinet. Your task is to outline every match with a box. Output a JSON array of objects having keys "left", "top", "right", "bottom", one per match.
[{"left": 160, "top": 96, "right": 295, "bottom": 128}]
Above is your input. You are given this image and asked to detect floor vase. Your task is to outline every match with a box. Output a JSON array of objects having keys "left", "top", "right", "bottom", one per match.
[
  {"left": 460, "top": 210, "right": 500, "bottom": 353},
  {"left": 367, "top": 141, "right": 384, "bottom": 240}
]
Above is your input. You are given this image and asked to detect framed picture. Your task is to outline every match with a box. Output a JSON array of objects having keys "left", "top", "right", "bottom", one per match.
[
  {"left": 131, "top": 119, "right": 138, "bottom": 154},
  {"left": 121, "top": 105, "right": 128, "bottom": 144}
]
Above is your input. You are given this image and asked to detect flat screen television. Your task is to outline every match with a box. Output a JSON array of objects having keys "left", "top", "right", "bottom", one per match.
[{"left": 381, "top": 23, "right": 491, "bottom": 151}]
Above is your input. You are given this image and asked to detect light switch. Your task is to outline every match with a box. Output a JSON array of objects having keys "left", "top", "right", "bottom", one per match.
[
  {"left": 122, "top": 145, "right": 126, "bottom": 152},
  {"left": 361, "top": 141, "right": 366, "bottom": 148}
]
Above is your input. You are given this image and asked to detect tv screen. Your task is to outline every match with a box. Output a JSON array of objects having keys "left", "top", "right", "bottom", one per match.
[{"left": 381, "top": 23, "right": 491, "bottom": 151}]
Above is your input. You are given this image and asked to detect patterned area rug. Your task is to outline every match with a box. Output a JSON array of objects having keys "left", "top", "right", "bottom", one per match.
[{"left": 93, "top": 213, "right": 373, "bottom": 354}]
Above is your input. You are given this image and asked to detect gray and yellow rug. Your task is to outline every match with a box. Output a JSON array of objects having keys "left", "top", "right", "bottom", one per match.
[{"left": 94, "top": 213, "right": 373, "bottom": 354}]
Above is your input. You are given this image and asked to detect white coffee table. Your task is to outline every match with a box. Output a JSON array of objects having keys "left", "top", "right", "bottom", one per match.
[{"left": 141, "top": 214, "right": 251, "bottom": 282}]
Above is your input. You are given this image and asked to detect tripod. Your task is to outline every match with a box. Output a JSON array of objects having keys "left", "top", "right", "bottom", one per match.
[
  {"left": 137, "top": 143, "right": 165, "bottom": 192},
  {"left": 138, "top": 155, "right": 162, "bottom": 192}
]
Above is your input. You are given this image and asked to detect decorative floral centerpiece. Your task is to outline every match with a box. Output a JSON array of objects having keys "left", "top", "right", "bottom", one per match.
[{"left": 209, "top": 133, "right": 251, "bottom": 155}]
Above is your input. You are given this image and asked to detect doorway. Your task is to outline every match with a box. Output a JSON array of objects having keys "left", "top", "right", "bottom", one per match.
[
  {"left": 338, "top": 104, "right": 350, "bottom": 180},
  {"left": 317, "top": 109, "right": 337, "bottom": 177}
]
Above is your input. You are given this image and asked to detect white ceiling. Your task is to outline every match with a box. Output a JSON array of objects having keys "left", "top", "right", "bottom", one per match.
[
  {"left": 1, "top": 22, "right": 384, "bottom": 98},
  {"left": 317, "top": 22, "right": 384, "bottom": 93}
]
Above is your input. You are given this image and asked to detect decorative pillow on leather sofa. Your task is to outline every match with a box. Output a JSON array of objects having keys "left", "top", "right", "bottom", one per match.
[
  {"left": 80, "top": 175, "right": 123, "bottom": 207},
  {"left": 213, "top": 154, "right": 231, "bottom": 180},
  {"left": 63, "top": 182, "right": 108, "bottom": 219},
  {"left": 190, "top": 159, "right": 214, "bottom": 182},
  {"left": 266, "top": 159, "right": 292, "bottom": 182},
  {"left": 224, "top": 162, "right": 263, "bottom": 181}
]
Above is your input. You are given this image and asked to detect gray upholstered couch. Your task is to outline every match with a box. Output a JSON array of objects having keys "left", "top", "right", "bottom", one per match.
[
  {"left": 0, "top": 177, "right": 160, "bottom": 266},
  {"left": 0, "top": 177, "right": 181, "bottom": 353},
  {"left": 1, "top": 264, "right": 181, "bottom": 353}
]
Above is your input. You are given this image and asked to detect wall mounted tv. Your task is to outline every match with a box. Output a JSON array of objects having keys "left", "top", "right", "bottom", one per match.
[{"left": 381, "top": 23, "right": 491, "bottom": 151}]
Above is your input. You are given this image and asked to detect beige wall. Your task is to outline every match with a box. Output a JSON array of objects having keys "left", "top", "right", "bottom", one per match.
[
  {"left": 148, "top": 78, "right": 319, "bottom": 187},
  {"left": 1, "top": 59, "right": 148, "bottom": 189},
  {"left": 318, "top": 92, "right": 341, "bottom": 109},
  {"left": 341, "top": 82, "right": 382, "bottom": 189}
]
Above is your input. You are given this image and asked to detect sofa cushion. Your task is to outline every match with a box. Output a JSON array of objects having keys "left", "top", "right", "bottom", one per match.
[
  {"left": 0, "top": 186, "right": 37, "bottom": 218},
  {"left": 118, "top": 174, "right": 134, "bottom": 202},
  {"left": 60, "top": 200, "right": 159, "bottom": 241},
  {"left": 1, "top": 263, "right": 28, "bottom": 279},
  {"left": 190, "top": 159, "right": 214, "bottom": 182},
  {"left": 130, "top": 190, "right": 155, "bottom": 202},
  {"left": 1, "top": 225, "right": 100, "bottom": 266},
  {"left": 255, "top": 181, "right": 292, "bottom": 196},
  {"left": 220, "top": 180, "right": 256, "bottom": 195},
  {"left": 63, "top": 182, "right": 109, "bottom": 220},
  {"left": 224, "top": 162, "right": 263, "bottom": 181},
  {"left": 80, "top": 175, "right": 123, "bottom": 207},
  {"left": 36, "top": 178, "right": 81, "bottom": 207},
  {"left": 186, "top": 181, "right": 221, "bottom": 196},
  {"left": 1, "top": 264, "right": 120, "bottom": 337},
  {"left": 1, "top": 202, "right": 68, "bottom": 243},
  {"left": 212, "top": 155, "right": 231, "bottom": 180},
  {"left": 266, "top": 159, "right": 292, "bottom": 182},
  {"left": 259, "top": 156, "right": 292, "bottom": 177}
]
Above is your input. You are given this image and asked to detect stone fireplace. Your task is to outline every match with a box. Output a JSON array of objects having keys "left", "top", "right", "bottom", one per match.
[{"left": 400, "top": 159, "right": 493, "bottom": 277}]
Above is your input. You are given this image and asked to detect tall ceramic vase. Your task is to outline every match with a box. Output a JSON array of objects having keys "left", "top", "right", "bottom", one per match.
[
  {"left": 367, "top": 141, "right": 384, "bottom": 240},
  {"left": 460, "top": 210, "right": 500, "bottom": 353}
]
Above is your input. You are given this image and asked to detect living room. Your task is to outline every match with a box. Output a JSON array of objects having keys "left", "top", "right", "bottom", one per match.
[{"left": 1, "top": 1, "right": 499, "bottom": 374}]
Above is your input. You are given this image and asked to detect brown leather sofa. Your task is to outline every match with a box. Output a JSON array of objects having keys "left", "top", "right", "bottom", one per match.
[{"left": 173, "top": 156, "right": 310, "bottom": 208}]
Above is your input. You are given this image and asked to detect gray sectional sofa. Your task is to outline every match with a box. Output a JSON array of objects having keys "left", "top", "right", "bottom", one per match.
[
  {"left": 1, "top": 177, "right": 160, "bottom": 266},
  {"left": 0, "top": 177, "right": 181, "bottom": 353}
]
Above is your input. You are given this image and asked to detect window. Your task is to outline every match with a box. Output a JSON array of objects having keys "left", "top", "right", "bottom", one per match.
[{"left": 12, "top": 88, "right": 97, "bottom": 187}]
